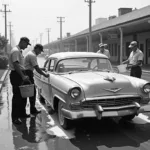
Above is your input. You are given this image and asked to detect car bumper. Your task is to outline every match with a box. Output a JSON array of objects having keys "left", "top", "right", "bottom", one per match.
[{"left": 61, "top": 103, "right": 150, "bottom": 120}]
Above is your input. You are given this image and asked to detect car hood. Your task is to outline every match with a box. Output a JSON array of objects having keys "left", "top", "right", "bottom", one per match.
[{"left": 63, "top": 72, "right": 138, "bottom": 97}]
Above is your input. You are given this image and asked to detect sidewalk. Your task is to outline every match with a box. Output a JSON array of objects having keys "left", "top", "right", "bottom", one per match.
[
  {"left": 112, "top": 62, "right": 150, "bottom": 73},
  {"left": 0, "top": 69, "right": 9, "bottom": 92}
]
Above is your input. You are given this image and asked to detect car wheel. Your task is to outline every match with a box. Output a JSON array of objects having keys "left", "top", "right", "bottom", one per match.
[
  {"left": 122, "top": 114, "right": 136, "bottom": 121},
  {"left": 58, "top": 101, "right": 70, "bottom": 129}
]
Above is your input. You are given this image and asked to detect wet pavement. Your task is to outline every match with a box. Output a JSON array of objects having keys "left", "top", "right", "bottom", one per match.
[
  {"left": 0, "top": 76, "right": 76, "bottom": 150},
  {"left": 1, "top": 58, "right": 150, "bottom": 149}
]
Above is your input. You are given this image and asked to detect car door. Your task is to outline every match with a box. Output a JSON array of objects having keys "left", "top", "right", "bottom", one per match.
[
  {"left": 41, "top": 58, "right": 50, "bottom": 100},
  {"left": 42, "top": 58, "right": 55, "bottom": 105}
]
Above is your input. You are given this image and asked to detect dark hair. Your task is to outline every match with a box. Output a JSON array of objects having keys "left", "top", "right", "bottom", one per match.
[
  {"left": 20, "top": 37, "right": 31, "bottom": 45},
  {"left": 34, "top": 44, "right": 43, "bottom": 51}
]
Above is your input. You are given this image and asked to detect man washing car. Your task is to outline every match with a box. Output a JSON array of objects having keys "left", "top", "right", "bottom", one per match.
[{"left": 24, "top": 44, "right": 49, "bottom": 115}]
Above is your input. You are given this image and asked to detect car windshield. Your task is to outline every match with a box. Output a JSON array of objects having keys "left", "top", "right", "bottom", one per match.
[{"left": 56, "top": 57, "right": 113, "bottom": 73}]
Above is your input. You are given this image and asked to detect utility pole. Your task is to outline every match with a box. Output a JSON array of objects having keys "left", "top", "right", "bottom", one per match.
[
  {"left": 46, "top": 28, "right": 51, "bottom": 54},
  {"left": 46, "top": 28, "right": 50, "bottom": 44},
  {"left": 57, "top": 17, "right": 65, "bottom": 40},
  {"left": 39, "top": 33, "right": 43, "bottom": 44},
  {"left": 8, "top": 21, "right": 13, "bottom": 50},
  {"left": 85, "top": 0, "right": 95, "bottom": 52},
  {"left": 57, "top": 17, "right": 65, "bottom": 51},
  {"left": 0, "top": 4, "right": 11, "bottom": 54},
  {"left": 32, "top": 40, "right": 35, "bottom": 47}
]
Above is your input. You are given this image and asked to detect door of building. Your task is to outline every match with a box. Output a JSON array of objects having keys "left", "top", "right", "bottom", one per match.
[{"left": 146, "top": 39, "right": 150, "bottom": 64}]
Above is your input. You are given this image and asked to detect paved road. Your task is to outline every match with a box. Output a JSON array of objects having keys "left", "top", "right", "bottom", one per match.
[
  {"left": 0, "top": 57, "right": 150, "bottom": 150},
  {"left": 121, "top": 71, "right": 150, "bottom": 82}
]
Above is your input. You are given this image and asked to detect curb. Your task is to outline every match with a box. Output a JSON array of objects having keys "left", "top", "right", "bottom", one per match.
[{"left": 0, "top": 69, "right": 10, "bottom": 92}]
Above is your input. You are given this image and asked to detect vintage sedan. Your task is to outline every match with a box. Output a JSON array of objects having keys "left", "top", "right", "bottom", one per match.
[{"left": 34, "top": 52, "right": 150, "bottom": 129}]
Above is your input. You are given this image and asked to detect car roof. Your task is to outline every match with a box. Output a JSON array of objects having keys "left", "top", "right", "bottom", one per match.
[{"left": 48, "top": 52, "right": 108, "bottom": 60}]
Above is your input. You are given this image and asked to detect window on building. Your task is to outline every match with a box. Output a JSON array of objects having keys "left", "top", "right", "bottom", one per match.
[
  {"left": 111, "top": 44, "right": 114, "bottom": 56},
  {"left": 126, "top": 42, "right": 130, "bottom": 57},
  {"left": 108, "top": 44, "right": 111, "bottom": 55},
  {"left": 146, "top": 39, "right": 150, "bottom": 57},
  {"left": 140, "top": 44, "right": 144, "bottom": 52},
  {"left": 114, "top": 43, "right": 117, "bottom": 56}
]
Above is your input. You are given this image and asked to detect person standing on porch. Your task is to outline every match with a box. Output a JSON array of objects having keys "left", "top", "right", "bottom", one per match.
[
  {"left": 97, "top": 43, "right": 110, "bottom": 59},
  {"left": 122, "top": 41, "right": 143, "bottom": 78}
]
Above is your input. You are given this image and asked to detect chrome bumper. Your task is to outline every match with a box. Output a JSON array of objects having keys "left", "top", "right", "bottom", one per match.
[{"left": 61, "top": 102, "right": 150, "bottom": 120}]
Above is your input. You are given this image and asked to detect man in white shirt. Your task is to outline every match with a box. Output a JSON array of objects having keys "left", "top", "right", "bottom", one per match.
[
  {"left": 122, "top": 41, "right": 143, "bottom": 78},
  {"left": 24, "top": 44, "right": 49, "bottom": 115},
  {"left": 97, "top": 43, "right": 110, "bottom": 59},
  {"left": 9, "top": 37, "right": 31, "bottom": 125}
]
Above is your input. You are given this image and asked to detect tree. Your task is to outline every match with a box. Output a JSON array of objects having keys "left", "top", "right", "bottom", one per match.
[{"left": 0, "top": 35, "right": 8, "bottom": 52}]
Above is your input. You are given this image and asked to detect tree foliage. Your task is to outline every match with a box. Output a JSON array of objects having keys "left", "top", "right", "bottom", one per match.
[{"left": 0, "top": 35, "right": 8, "bottom": 50}]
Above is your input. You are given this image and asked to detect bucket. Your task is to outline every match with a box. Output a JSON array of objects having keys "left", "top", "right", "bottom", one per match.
[
  {"left": 117, "top": 64, "right": 127, "bottom": 73},
  {"left": 19, "top": 83, "right": 34, "bottom": 98}
]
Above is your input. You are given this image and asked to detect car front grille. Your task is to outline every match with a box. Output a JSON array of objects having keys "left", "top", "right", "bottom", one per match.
[{"left": 81, "top": 97, "right": 141, "bottom": 108}]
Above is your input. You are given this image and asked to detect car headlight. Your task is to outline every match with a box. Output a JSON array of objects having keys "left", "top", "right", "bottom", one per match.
[
  {"left": 69, "top": 87, "right": 81, "bottom": 99},
  {"left": 142, "top": 83, "right": 150, "bottom": 93}
]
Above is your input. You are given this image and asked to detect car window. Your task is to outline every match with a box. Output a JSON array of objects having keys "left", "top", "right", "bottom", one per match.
[
  {"left": 56, "top": 57, "right": 112, "bottom": 73},
  {"left": 44, "top": 59, "right": 49, "bottom": 71},
  {"left": 49, "top": 59, "right": 55, "bottom": 72},
  {"left": 90, "top": 59, "right": 97, "bottom": 69},
  {"left": 98, "top": 59, "right": 111, "bottom": 70}
]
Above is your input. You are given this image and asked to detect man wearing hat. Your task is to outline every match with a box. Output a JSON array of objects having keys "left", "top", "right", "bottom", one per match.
[
  {"left": 122, "top": 41, "right": 143, "bottom": 78},
  {"left": 97, "top": 43, "right": 110, "bottom": 59},
  {"left": 24, "top": 44, "right": 49, "bottom": 115},
  {"left": 9, "top": 37, "right": 31, "bottom": 124}
]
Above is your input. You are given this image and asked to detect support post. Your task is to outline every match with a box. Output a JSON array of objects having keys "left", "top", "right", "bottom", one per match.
[{"left": 119, "top": 27, "right": 123, "bottom": 64}]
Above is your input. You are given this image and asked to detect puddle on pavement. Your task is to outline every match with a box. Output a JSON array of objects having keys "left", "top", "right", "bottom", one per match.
[{"left": 0, "top": 76, "right": 77, "bottom": 150}]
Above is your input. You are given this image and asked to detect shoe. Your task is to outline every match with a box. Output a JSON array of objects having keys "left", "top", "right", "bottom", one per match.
[
  {"left": 12, "top": 118, "right": 22, "bottom": 125},
  {"left": 31, "top": 110, "right": 41, "bottom": 115},
  {"left": 20, "top": 114, "right": 31, "bottom": 118}
]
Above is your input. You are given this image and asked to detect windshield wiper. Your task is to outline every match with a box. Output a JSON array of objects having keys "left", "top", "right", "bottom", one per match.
[
  {"left": 96, "top": 69, "right": 110, "bottom": 72},
  {"left": 67, "top": 69, "right": 91, "bottom": 74}
]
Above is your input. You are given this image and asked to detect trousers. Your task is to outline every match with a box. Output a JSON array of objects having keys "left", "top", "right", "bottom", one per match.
[
  {"left": 10, "top": 71, "right": 27, "bottom": 119},
  {"left": 130, "top": 66, "right": 142, "bottom": 78},
  {"left": 25, "top": 70, "right": 37, "bottom": 113}
]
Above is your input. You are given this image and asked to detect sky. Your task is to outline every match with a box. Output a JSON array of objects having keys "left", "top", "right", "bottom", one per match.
[{"left": 0, "top": 0, "right": 150, "bottom": 47}]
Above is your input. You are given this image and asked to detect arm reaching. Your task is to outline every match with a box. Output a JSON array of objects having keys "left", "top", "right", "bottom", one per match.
[{"left": 34, "top": 65, "right": 49, "bottom": 78}]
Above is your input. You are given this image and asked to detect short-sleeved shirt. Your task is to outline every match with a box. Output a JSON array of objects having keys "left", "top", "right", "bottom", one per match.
[
  {"left": 9, "top": 46, "right": 25, "bottom": 70},
  {"left": 128, "top": 48, "right": 143, "bottom": 66},
  {"left": 24, "top": 50, "right": 38, "bottom": 71},
  {"left": 97, "top": 49, "right": 110, "bottom": 58}
]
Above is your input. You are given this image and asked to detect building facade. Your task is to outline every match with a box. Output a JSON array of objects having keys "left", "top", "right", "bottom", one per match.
[{"left": 44, "top": 5, "right": 150, "bottom": 64}]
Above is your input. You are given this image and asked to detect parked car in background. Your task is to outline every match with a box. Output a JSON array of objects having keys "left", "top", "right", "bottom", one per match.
[{"left": 34, "top": 52, "right": 150, "bottom": 129}]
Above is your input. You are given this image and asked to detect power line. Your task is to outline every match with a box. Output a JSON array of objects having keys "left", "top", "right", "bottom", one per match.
[
  {"left": 0, "top": 4, "right": 11, "bottom": 54},
  {"left": 85, "top": 0, "right": 95, "bottom": 52}
]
